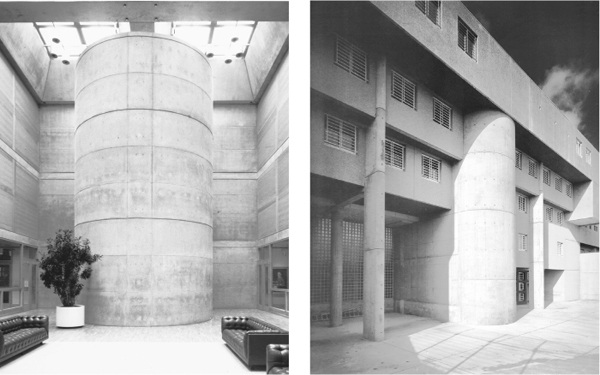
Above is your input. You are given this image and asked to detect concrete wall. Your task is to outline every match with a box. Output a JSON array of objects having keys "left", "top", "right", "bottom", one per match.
[
  {"left": 515, "top": 193, "right": 532, "bottom": 268},
  {"left": 0, "top": 51, "right": 39, "bottom": 242},
  {"left": 38, "top": 105, "right": 75, "bottom": 308},
  {"left": 257, "top": 53, "right": 289, "bottom": 241},
  {"left": 545, "top": 219, "right": 580, "bottom": 302},
  {"left": 580, "top": 252, "right": 599, "bottom": 300},
  {"left": 394, "top": 213, "right": 455, "bottom": 322}
]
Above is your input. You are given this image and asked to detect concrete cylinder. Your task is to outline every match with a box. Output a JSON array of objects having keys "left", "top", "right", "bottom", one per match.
[
  {"left": 455, "top": 110, "right": 516, "bottom": 325},
  {"left": 74, "top": 33, "right": 213, "bottom": 326}
]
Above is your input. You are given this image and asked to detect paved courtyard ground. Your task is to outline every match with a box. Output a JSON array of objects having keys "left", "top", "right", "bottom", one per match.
[
  {"left": 1, "top": 308, "right": 288, "bottom": 374},
  {"left": 311, "top": 300, "right": 599, "bottom": 374}
]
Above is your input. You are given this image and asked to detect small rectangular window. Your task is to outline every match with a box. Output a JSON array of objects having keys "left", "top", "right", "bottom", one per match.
[
  {"left": 586, "top": 148, "right": 592, "bottom": 164},
  {"left": 518, "top": 234, "right": 527, "bottom": 251},
  {"left": 576, "top": 138, "right": 582, "bottom": 157},
  {"left": 334, "top": 35, "right": 368, "bottom": 82},
  {"left": 557, "top": 242, "right": 563, "bottom": 256},
  {"left": 385, "top": 138, "right": 405, "bottom": 170},
  {"left": 555, "top": 176, "right": 563, "bottom": 192},
  {"left": 543, "top": 168, "right": 551, "bottom": 186},
  {"left": 528, "top": 158, "right": 537, "bottom": 178},
  {"left": 515, "top": 150, "right": 522, "bottom": 170},
  {"left": 415, "top": 1, "right": 441, "bottom": 26},
  {"left": 545, "top": 206, "right": 553, "bottom": 222},
  {"left": 517, "top": 194, "right": 527, "bottom": 213},
  {"left": 421, "top": 154, "right": 441, "bottom": 182},
  {"left": 391, "top": 71, "right": 417, "bottom": 110},
  {"left": 458, "top": 18, "right": 477, "bottom": 60},
  {"left": 594, "top": 225, "right": 598, "bottom": 232},
  {"left": 433, "top": 97, "right": 452, "bottom": 130},
  {"left": 566, "top": 182, "right": 573, "bottom": 197},
  {"left": 324, "top": 114, "right": 357, "bottom": 154},
  {"left": 557, "top": 211, "right": 564, "bottom": 225}
]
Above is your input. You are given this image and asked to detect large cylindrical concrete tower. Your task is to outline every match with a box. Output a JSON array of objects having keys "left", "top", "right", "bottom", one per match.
[
  {"left": 74, "top": 33, "right": 213, "bottom": 326},
  {"left": 455, "top": 110, "right": 516, "bottom": 325}
]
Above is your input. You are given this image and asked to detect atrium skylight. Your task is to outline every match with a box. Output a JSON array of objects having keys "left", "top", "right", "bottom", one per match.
[{"left": 34, "top": 20, "right": 257, "bottom": 63}]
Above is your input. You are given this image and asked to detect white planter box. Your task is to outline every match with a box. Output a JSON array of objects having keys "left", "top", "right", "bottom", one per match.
[{"left": 56, "top": 305, "right": 85, "bottom": 328}]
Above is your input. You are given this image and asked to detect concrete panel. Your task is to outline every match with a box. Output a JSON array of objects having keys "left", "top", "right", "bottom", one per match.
[
  {"left": 213, "top": 262, "right": 257, "bottom": 308},
  {"left": 0, "top": 23, "right": 49, "bottom": 99},
  {"left": 14, "top": 78, "right": 39, "bottom": 170},
  {"left": 43, "top": 60, "right": 75, "bottom": 103},
  {"left": 580, "top": 253, "right": 599, "bottom": 300},
  {"left": 211, "top": 58, "right": 253, "bottom": 102},
  {"left": 74, "top": 33, "right": 213, "bottom": 326},
  {"left": 39, "top": 106, "right": 74, "bottom": 173},
  {"left": 245, "top": 22, "right": 289, "bottom": 100},
  {"left": 0, "top": 53, "right": 14, "bottom": 147}
]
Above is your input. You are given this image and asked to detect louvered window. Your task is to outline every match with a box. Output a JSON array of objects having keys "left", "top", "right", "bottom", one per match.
[
  {"left": 433, "top": 97, "right": 452, "bottom": 130},
  {"left": 545, "top": 206, "right": 553, "bottom": 222},
  {"left": 543, "top": 168, "right": 551, "bottom": 186},
  {"left": 421, "top": 154, "right": 441, "bottom": 182},
  {"left": 515, "top": 150, "right": 522, "bottom": 170},
  {"left": 517, "top": 194, "right": 527, "bottom": 213},
  {"left": 385, "top": 139, "right": 405, "bottom": 170},
  {"left": 555, "top": 176, "right": 563, "bottom": 192},
  {"left": 518, "top": 234, "right": 527, "bottom": 251},
  {"left": 557, "top": 242, "right": 563, "bottom": 256},
  {"left": 391, "top": 71, "right": 417, "bottom": 109},
  {"left": 458, "top": 18, "right": 477, "bottom": 60},
  {"left": 566, "top": 182, "right": 573, "bottom": 198},
  {"left": 586, "top": 148, "right": 592, "bottom": 164},
  {"left": 415, "top": 1, "right": 441, "bottom": 26},
  {"left": 324, "top": 114, "right": 357, "bottom": 153},
  {"left": 528, "top": 158, "right": 537, "bottom": 178},
  {"left": 576, "top": 138, "right": 582, "bottom": 157},
  {"left": 557, "top": 211, "right": 564, "bottom": 225},
  {"left": 334, "top": 35, "right": 368, "bottom": 82}
]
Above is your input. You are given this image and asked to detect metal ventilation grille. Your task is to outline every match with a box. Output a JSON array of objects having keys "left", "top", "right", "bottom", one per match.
[
  {"left": 528, "top": 158, "right": 538, "bottom": 178},
  {"left": 576, "top": 138, "right": 582, "bottom": 157},
  {"left": 586, "top": 148, "right": 592, "bottom": 164},
  {"left": 433, "top": 97, "right": 452, "bottom": 129},
  {"left": 546, "top": 206, "right": 553, "bottom": 222},
  {"left": 415, "top": 1, "right": 441, "bottom": 26},
  {"left": 543, "top": 168, "right": 551, "bottom": 185},
  {"left": 385, "top": 139, "right": 405, "bottom": 170},
  {"left": 458, "top": 18, "right": 477, "bottom": 60},
  {"left": 334, "top": 35, "right": 368, "bottom": 82},
  {"left": 557, "top": 211, "right": 564, "bottom": 225},
  {"left": 518, "top": 234, "right": 527, "bottom": 251},
  {"left": 557, "top": 242, "right": 563, "bottom": 255},
  {"left": 555, "top": 176, "right": 563, "bottom": 192},
  {"left": 391, "top": 70, "right": 417, "bottom": 109},
  {"left": 324, "top": 114, "right": 357, "bottom": 153},
  {"left": 517, "top": 194, "right": 527, "bottom": 213},
  {"left": 515, "top": 150, "right": 522, "bottom": 170},
  {"left": 566, "top": 182, "right": 573, "bottom": 197},
  {"left": 422, "top": 154, "right": 441, "bottom": 182}
]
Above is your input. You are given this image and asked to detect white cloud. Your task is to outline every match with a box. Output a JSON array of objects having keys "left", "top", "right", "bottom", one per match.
[{"left": 540, "top": 64, "right": 598, "bottom": 130}]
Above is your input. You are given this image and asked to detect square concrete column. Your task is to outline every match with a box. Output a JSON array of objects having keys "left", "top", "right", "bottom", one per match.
[
  {"left": 330, "top": 210, "right": 344, "bottom": 327},
  {"left": 363, "top": 55, "right": 386, "bottom": 341},
  {"left": 532, "top": 192, "right": 545, "bottom": 309}
]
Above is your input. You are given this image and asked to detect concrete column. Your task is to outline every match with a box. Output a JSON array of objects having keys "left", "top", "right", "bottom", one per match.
[
  {"left": 363, "top": 55, "right": 386, "bottom": 341},
  {"left": 330, "top": 210, "right": 343, "bottom": 327},
  {"left": 455, "top": 110, "right": 516, "bottom": 325},
  {"left": 532, "top": 192, "right": 545, "bottom": 309},
  {"left": 74, "top": 33, "right": 213, "bottom": 326}
]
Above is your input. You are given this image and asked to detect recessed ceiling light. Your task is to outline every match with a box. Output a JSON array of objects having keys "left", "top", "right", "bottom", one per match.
[
  {"left": 231, "top": 37, "right": 239, "bottom": 43},
  {"left": 235, "top": 52, "right": 243, "bottom": 58},
  {"left": 50, "top": 53, "right": 58, "bottom": 59},
  {"left": 62, "top": 60, "right": 70, "bottom": 65},
  {"left": 52, "top": 37, "right": 60, "bottom": 44},
  {"left": 206, "top": 52, "right": 214, "bottom": 58},
  {"left": 225, "top": 59, "right": 232, "bottom": 64}
]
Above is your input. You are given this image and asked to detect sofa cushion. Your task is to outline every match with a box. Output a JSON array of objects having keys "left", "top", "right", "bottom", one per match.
[
  {"left": 268, "top": 367, "right": 289, "bottom": 374},
  {"left": 222, "top": 329, "right": 246, "bottom": 358},
  {"left": 2, "top": 327, "right": 47, "bottom": 357},
  {"left": 0, "top": 317, "right": 23, "bottom": 335}
]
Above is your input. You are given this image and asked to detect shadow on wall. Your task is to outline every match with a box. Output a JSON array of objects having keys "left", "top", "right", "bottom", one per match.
[{"left": 544, "top": 269, "right": 564, "bottom": 308}]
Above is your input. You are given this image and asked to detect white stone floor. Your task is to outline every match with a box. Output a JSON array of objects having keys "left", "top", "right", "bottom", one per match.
[
  {"left": 1, "top": 308, "right": 289, "bottom": 374},
  {"left": 311, "top": 300, "right": 599, "bottom": 374}
]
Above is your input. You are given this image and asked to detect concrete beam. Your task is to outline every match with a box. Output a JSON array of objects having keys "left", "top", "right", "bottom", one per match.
[
  {"left": 0, "top": 2, "right": 288, "bottom": 22},
  {"left": 330, "top": 209, "right": 343, "bottom": 327}
]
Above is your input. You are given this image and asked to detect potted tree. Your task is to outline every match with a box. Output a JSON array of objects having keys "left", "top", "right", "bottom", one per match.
[{"left": 39, "top": 229, "right": 101, "bottom": 328}]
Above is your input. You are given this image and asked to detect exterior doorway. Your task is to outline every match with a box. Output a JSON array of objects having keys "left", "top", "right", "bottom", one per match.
[{"left": 258, "top": 239, "right": 289, "bottom": 316}]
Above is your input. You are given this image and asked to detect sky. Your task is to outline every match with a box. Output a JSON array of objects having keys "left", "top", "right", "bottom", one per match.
[{"left": 464, "top": 1, "right": 599, "bottom": 150}]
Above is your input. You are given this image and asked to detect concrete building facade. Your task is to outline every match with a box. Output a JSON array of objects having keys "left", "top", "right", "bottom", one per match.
[
  {"left": 310, "top": 1, "right": 599, "bottom": 340},
  {"left": 0, "top": 1, "right": 289, "bottom": 325}
]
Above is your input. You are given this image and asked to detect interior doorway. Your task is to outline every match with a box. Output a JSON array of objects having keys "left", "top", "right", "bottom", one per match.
[
  {"left": 258, "top": 239, "right": 289, "bottom": 316},
  {"left": 0, "top": 239, "right": 38, "bottom": 316}
]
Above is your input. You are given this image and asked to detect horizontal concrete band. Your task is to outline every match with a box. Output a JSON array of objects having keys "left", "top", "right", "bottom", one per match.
[{"left": 75, "top": 73, "right": 212, "bottom": 128}]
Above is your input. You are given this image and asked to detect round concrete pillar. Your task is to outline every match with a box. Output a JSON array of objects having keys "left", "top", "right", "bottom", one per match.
[
  {"left": 74, "top": 33, "right": 213, "bottom": 326},
  {"left": 455, "top": 110, "right": 516, "bottom": 325}
]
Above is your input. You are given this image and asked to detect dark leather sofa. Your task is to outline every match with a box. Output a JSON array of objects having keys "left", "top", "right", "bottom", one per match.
[
  {"left": 266, "top": 344, "right": 289, "bottom": 374},
  {"left": 0, "top": 315, "right": 49, "bottom": 363},
  {"left": 221, "top": 316, "right": 288, "bottom": 370}
]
